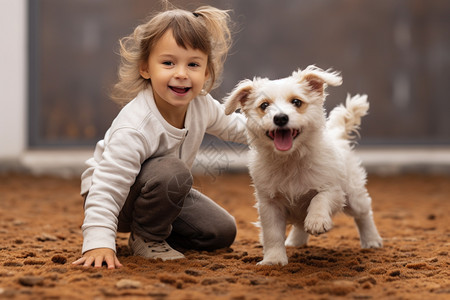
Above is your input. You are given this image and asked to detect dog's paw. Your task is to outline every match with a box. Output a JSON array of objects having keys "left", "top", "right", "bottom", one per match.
[
  {"left": 257, "top": 249, "right": 288, "bottom": 266},
  {"left": 257, "top": 256, "right": 288, "bottom": 266},
  {"left": 361, "top": 237, "right": 383, "bottom": 249},
  {"left": 285, "top": 238, "right": 307, "bottom": 248},
  {"left": 304, "top": 214, "right": 333, "bottom": 236}
]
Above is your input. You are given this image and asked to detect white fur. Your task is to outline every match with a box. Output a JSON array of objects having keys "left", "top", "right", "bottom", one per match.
[{"left": 224, "top": 65, "right": 382, "bottom": 266}]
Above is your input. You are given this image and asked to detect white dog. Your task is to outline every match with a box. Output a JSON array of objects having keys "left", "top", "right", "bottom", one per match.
[{"left": 224, "top": 66, "right": 383, "bottom": 266}]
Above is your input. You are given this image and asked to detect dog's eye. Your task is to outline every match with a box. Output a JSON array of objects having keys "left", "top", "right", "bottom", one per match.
[
  {"left": 292, "top": 98, "right": 303, "bottom": 107},
  {"left": 259, "top": 102, "right": 270, "bottom": 111}
]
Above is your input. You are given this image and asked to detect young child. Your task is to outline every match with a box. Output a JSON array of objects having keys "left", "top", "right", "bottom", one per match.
[{"left": 73, "top": 4, "right": 247, "bottom": 269}]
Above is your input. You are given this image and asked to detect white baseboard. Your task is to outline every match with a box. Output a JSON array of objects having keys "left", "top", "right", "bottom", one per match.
[{"left": 1, "top": 146, "right": 449, "bottom": 178}]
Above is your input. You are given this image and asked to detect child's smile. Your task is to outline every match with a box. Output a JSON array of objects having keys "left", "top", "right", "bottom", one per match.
[{"left": 169, "top": 86, "right": 192, "bottom": 96}]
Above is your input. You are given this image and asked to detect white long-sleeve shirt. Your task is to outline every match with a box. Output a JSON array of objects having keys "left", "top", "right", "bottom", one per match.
[{"left": 80, "top": 88, "right": 247, "bottom": 253}]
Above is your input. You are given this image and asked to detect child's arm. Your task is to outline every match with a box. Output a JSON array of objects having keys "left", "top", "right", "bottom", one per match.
[
  {"left": 72, "top": 248, "right": 122, "bottom": 269},
  {"left": 204, "top": 94, "right": 248, "bottom": 144},
  {"left": 80, "top": 127, "right": 152, "bottom": 265}
]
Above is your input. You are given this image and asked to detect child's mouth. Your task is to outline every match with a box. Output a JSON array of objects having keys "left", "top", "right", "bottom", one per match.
[{"left": 169, "top": 86, "right": 191, "bottom": 95}]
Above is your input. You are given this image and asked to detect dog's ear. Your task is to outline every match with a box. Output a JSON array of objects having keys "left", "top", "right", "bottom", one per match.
[
  {"left": 295, "top": 65, "right": 342, "bottom": 95},
  {"left": 224, "top": 79, "right": 254, "bottom": 115}
]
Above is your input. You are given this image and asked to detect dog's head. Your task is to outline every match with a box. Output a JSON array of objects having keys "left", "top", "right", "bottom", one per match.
[{"left": 224, "top": 66, "right": 342, "bottom": 153}]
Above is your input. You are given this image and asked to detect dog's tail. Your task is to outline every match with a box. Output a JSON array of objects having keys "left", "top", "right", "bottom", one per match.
[{"left": 327, "top": 94, "right": 369, "bottom": 141}]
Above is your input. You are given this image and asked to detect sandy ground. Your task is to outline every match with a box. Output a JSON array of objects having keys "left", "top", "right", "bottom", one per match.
[{"left": 0, "top": 172, "right": 449, "bottom": 299}]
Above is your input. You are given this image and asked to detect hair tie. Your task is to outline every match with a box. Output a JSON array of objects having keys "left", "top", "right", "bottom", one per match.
[{"left": 193, "top": 12, "right": 199, "bottom": 17}]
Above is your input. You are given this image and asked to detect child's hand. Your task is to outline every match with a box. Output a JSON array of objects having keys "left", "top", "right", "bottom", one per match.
[{"left": 72, "top": 248, "right": 122, "bottom": 269}]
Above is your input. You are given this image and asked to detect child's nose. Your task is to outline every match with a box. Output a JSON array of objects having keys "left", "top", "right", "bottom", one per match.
[{"left": 175, "top": 66, "right": 188, "bottom": 79}]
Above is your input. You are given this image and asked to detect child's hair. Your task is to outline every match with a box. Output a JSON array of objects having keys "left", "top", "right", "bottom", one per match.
[{"left": 111, "top": 3, "right": 233, "bottom": 105}]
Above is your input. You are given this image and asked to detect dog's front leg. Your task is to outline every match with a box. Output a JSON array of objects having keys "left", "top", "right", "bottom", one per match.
[
  {"left": 304, "top": 189, "right": 342, "bottom": 236},
  {"left": 257, "top": 197, "right": 288, "bottom": 266}
]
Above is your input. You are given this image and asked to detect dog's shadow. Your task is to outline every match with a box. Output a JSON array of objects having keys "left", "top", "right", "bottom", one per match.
[{"left": 283, "top": 245, "right": 382, "bottom": 272}]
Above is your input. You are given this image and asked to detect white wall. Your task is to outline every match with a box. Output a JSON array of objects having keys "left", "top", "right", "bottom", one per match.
[{"left": 0, "top": 0, "right": 27, "bottom": 160}]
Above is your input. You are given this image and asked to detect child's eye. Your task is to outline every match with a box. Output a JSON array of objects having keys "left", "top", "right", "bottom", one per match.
[
  {"left": 291, "top": 98, "right": 303, "bottom": 107},
  {"left": 259, "top": 102, "right": 270, "bottom": 111},
  {"left": 188, "top": 62, "right": 200, "bottom": 68},
  {"left": 162, "top": 61, "right": 174, "bottom": 66}
]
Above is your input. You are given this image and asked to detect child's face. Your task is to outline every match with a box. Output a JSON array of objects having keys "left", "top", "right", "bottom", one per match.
[{"left": 140, "top": 29, "right": 209, "bottom": 112}]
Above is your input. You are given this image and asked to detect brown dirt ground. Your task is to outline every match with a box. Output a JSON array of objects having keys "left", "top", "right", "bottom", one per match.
[{"left": 0, "top": 172, "right": 449, "bottom": 300}]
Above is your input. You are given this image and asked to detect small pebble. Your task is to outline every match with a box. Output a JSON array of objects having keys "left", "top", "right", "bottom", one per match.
[
  {"left": 51, "top": 255, "right": 67, "bottom": 264},
  {"left": 357, "top": 276, "right": 377, "bottom": 285},
  {"left": 3, "top": 262, "right": 24, "bottom": 267},
  {"left": 389, "top": 270, "right": 401, "bottom": 277},
  {"left": 18, "top": 276, "right": 45, "bottom": 287},
  {"left": 185, "top": 269, "right": 203, "bottom": 277},
  {"left": 115, "top": 279, "right": 142, "bottom": 289},
  {"left": 36, "top": 234, "right": 58, "bottom": 242}
]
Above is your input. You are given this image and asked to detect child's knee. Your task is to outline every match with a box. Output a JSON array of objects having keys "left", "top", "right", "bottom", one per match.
[
  {"left": 217, "top": 216, "right": 237, "bottom": 248},
  {"left": 140, "top": 156, "right": 191, "bottom": 181},
  {"left": 132, "top": 157, "right": 193, "bottom": 212},
  {"left": 168, "top": 208, "right": 237, "bottom": 251},
  {"left": 140, "top": 156, "right": 192, "bottom": 193},
  {"left": 206, "top": 215, "right": 237, "bottom": 250}
]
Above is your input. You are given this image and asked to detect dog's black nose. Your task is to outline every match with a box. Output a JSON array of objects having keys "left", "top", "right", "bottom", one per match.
[{"left": 273, "top": 114, "right": 289, "bottom": 126}]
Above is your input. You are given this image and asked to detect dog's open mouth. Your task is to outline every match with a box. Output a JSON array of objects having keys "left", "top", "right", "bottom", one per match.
[{"left": 266, "top": 129, "right": 300, "bottom": 151}]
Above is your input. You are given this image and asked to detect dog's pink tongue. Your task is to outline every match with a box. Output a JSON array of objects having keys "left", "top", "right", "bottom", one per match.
[{"left": 273, "top": 129, "right": 293, "bottom": 151}]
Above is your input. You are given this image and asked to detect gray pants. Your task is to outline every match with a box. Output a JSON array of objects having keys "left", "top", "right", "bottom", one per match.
[{"left": 117, "top": 156, "right": 236, "bottom": 251}]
